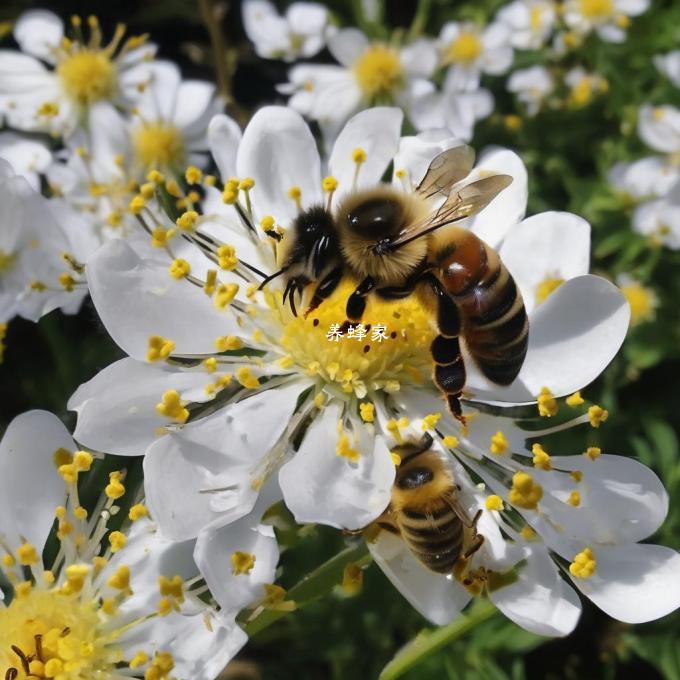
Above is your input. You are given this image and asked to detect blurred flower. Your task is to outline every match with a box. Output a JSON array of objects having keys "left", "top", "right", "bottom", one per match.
[
  {"left": 617, "top": 274, "right": 658, "bottom": 325},
  {"left": 564, "top": 67, "right": 609, "bottom": 108},
  {"left": 0, "top": 131, "right": 52, "bottom": 191},
  {"left": 0, "top": 10, "right": 155, "bottom": 136},
  {"left": 279, "top": 28, "right": 437, "bottom": 138},
  {"left": 0, "top": 410, "right": 272, "bottom": 679},
  {"left": 242, "top": 0, "right": 328, "bottom": 62},
  {"left": 631, "top": 181, "right": 680, "bottom": 250},
  {"left": 654, "top": 50, "right": 680, "bottom": 88},
  {"left": 496, "top": 0, "right": 557, "bottom": 50},
  {"left": 507, "top": 65, "right": 554, "bottom": 116},
  {"left": 69, "top": 107, "right": 629, "bottom": 545},
  {"left": 370, "top": 415, "right": 680, "bottom": 633},
  {"left": 437, "top": 20, "right": 514, "bottom": 92},
  {"left": 563, "top": 0, "right": 650, "bottom": 43}
]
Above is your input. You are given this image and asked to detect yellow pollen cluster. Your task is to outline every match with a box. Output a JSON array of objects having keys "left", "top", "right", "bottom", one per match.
[
  {"left": 353, "top": 45, "right": 404, "bottom": 99},
  {"left": 273, "top": 280, "right": 435, "bottom": 399},
  {"left": 490, "top": 430, "right": 508, "bottom": 455},
  {"left": 217, "top": 244, "right": 238, "bottom": 270},
  {"left": 176, "top": 210, "right": 199, "bottom": 231},
  {"left": 147, "top": 335, "right": 175, "bottom": 362},
  {"left": 155, "top": 389, "right": 189, "bottom": 423},
  {"left": 421, "top": 412, "right": 441, "bottom": 431},
  {"left": 535, "top": 276, "right": 565, "bottom": 305},
  {"left": 531, "top": 443, "right": 552, "bottom": 471},
  {"left": 169, "top": 258, "right": 191, "bottom": 279},
  {"left": 215, "top": 335, "right": 243, "bottom": 352},
  {"left": 508, "top": 471, "right": 543, "bottom": 509},
  {"left": 588, "top": 405, "right": 609, "bottom": 428},
  {"left": 336, "top": 433, "right": 361, "bottom": 463},
  {"left": 566, "top": 391, "right": 584, "bottom": 407},
  {"left": 133, "top": 122, "right": 185, "bottom": 169},
  {"left": 231, "top": 551, "right": 256, "bottom": 575},
  {"left": 359, "top": 402, "right": 375, "bottom": 423},
  {"left": 486, "top": 495, "right": 504, "bottom": 511},
  {"left": 57, "top": 50, "right": 116, "bottom": 105},
  {"left": 442, "top": 435, "right": 459, "bottom": 448},
  {"left": 537, "top": 386, "right": 558, "bottom": 417},
  {"left": 621, "top": 281, "right": 656, "bottom": 325},
  {"left": 585, "top": 446, "right": 601, "bottom": 460},
  {"left": 445, "top": 31, "right": 482, "bottom": 64},
  {"left": 105, "top": 471, "right": 126, "bottom": 500},
  {"left": 567, "top": 490, "right": 581, "bottom": 507},
  {"left": 569, "top": 546, "right": 597, "bottom": 578},
  {"left": 236, "top": 367, "right": 260, "bottom": 389}
]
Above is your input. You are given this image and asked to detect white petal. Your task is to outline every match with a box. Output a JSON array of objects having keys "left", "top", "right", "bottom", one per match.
[
  {"left": 195, "top": 517, "right": 279, "bottom": 614},
  {"left": 87, "top": 240, "right": 240, "bottom": 360},
  {"left": 279, "top": 403, "right": 395, "bottom": 530},
  {"left": 0, "top": 410, "right": 71, "bottom": 551},
  {"left": 208, "top": 114, "right": 242, "bottom": 180},
  {"left": 467, "top": 275, "right": 630, "bottom": 402},
  {"left": 328, "top": 107, "right": 403, "bottom": 196},
  {"left": 327, "top": 28, "right": 369, "bottom": 67},
  {"left": 173, "top": 79, "right": 219, "bottom": 136},
  {"left": 568, "top": 543, "right": 680, "bottom": 624},
  {"left": 13, "top": 10, "right": 64, "bottom": 61},
  {"left": 654, "top": 51, "right": 680, "bottom": 87},
  {"left": 467, "top": 147, "right": 528, "bottom": 249},
  {"left": 399, "top": 38, "right": 438, "bottom": 78},
  {"left": 637, "top": 104, "right": 680, "bottom": 154},
  {"left": 392, "top": 132, "right": 461, "bottom": 190},
  {"left": 490, "top": 544, "right": 581, "bottom": 636},
  {"left": 368, "top": 531, "right": 471, "bottom": 624},
  {"left": 69, "top": 358, "right": 210, "bottom": 457},
  {"left": 286, "top": 3, "right": 328, "bottom": 35},
  {"left": 0, "top": 131, "right": 52, "bottom": 189},
  {"left": 136, "top": 60, "right": 181, "bottom": 122},
  {"left": 500, "top": 212, "right": 591, "bottom": 314},
  {"left": 236, "top": 106, "right": 322, "bottom": 225}
]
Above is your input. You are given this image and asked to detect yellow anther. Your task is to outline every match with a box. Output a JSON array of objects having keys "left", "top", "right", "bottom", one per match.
[
  {"left": 537, "top": 386, "right": 558, "bottom": 417},
  {"left": 64, "top": 563, "right": 90, "bottom": 594},
  {"left": 130, "top": 651, "right": 149, "bottom": 669},
  {"left": 336, "top": 433, "right": 360, "bottom": 462},
  {"left": 352, "top": 147, "right": 367, "bottom": 164},
  {"left": 185, "top": 165, "right": 202, "bottom": 184},
  {"left": 53, "top": 446, "right": 73, "bottom": 468},
  {"left": 108, "top": 531, "right": 127, "bottom": 553},
  {"left": 231, "top": 551, "right": 256, "bottom": 575},
  {"left": 566, "top": 391, "right": 584, "bottom": 407},
  {"left": 37, "top": 101, "right": 60, "bottom": 117},
  {"left": 236, "top": 366, "right": 260, "bottom": 389},
  {"left": 58, "top": 272, "right": 76, "bottom": 292},
  {"left": 204, "top": 174, "right": 217, "bottom": 186},
  {"left": 571, "top": 470, "right": 583, "bottom": 483},
  {"left": 2, "top": 553, "right": 15, "bottom": 567},
  {"left": 15, "top": 581, "right": 33, "bottom": 599},
  {"left": 74, "top": 450, "right": 93, "bottom": 471},
  {"left": 621, "top": 281, "right": 657, "bottom": 325},
  {"left": 108, "top": 565, "right": 131, "bottom": 591},
  {"left": 421, "top": 412, "right": 441, "bottom": 431},
  {"left": 508, "top": 471, "right": 543, "bottom": 509},
  {"left": 94, "top": 556, "right": 108, "bottom": 573},
  {"left": 158, "top": 597, "right": 173, "bottom": 617},
  {"left": 239, "top": 177, "right": 255, "bottom": 190},
  {"left": 159, "top": 574, "right": 184, "bottom": 601},
  {"left": 260, "top": 215, "right": 276, "bottom": 232},
  {"left": 567, "top": 490, "right": 581, "bottom": 507},
  {"left": 395, "top": 168, "right": 406, "bottom": 178},
  {"left": 169, "top": 258, "right": 191, "bottom": 279},
  {"left": 43, "top": 569, "right": 55, "bottom": 584},
  {"left": 288, "top": 185, "right": 302, "bottom": 210},
  {"left": 342, "top": 562, "right": 364, "bottom": 596},
  {"left": 520, "top": 525, "right": 536, "bottom": 540},
  {"left": 74, "top": 506, "right": 88, "bottom": 520},
  {"left": 490, "top": 431, "right": 508, "bottom": 455},
  {"left": 55, "top": 505, "right": 67, "bottom": 519},
  {"left": 17, "top": 542, "right": 39, "bottom": 566},
  {"left": 176, "top": 210, "right": 199, "bottom": 231},
  {"left": 217, "top": 244, "right": 238, "bottom": 270},
  {"left": 531, "top": 443, "right": 552, "bottom": 471},
  {"left": 204, "top": 268, "right": 218, "bottom": 296},
  {"left": 359, "top": 402, "right": 375, "bottom": 423},
  {"left": 128, "top": 504, "right": 148, "bottom": 522},
  {"left": 390, "top": 452, "right": 401, "bottom": 466},
  {"left": 151, "top": 226, "right": 174, "bottom": 248},
  {"left": 585, "top": 446, "right": 601, "bottom": 461},
  {"left": 147, "top": 335, "right": 175, "bottom": 362},
  {"left": 57, "top": 520, "right": 73, "bottom": 539},
  {"left": 277, "top": 355, "right": 295, "bottom": 369},
  {"left": 102, "top": 598, "right": 118, "bottom": 616},
  {"left": 30, "top": 280, "right": 47, "bottom": 292},
  {"left": 147, "top": 169, "right": 165, "bottom": 184},
  {"left": 222, "top": 188, "right": 238, "bottom": 204},
  {"left": 129, "top": 195, "right": 146, "bottom": 214},
  {"left": 442, "top": 435, "right": 459, "bottom": 448},
  {"left": 215, "top": 335, "right": 243, "bottom": 352},
  {"left": 165, "top": 179, "right": 183, "bottom": 198},
  {"left": 105, "top": 471, "right": 126, "bottom": 500},
  {"left": 486, "top": 495, "right": 504, "bottom": 511},
  {"left": 155, "top": 389, "right": 189, "bottom": 423},
  {"left": 569, "top": 547, "right": 596, "bottom": 578},
  {"left": 588, "top": 405, "right": 609, "bottom": 428},
  {"left": 139, "top": 182, "right": 156, "bottom": 199},
  {"left": 322, "top": 175, "right": 338, "bottom": 192}
]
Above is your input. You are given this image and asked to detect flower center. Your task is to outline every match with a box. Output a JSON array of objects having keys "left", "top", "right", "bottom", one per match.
[
  {"left": 621, "top": 281, "right": 656, "bottom": 325},
  {"left": 57, "top": 51, "right": 117, "bottom": 106},
  {"left": 133, "top": 122, "right": 185, "bottom": 169},
  {"left": 270, "top": 280, "right": 435, "bottom": 398},
  {"left": 0, "top": 590, "right": 116, "bottom": 679},
  {"left": 0, "top": 249, "right": 16, "bottom": 274},
  {"left": 529, "top": 6, "right": 543, "bottom": 31},
  {"left": 579, "top": 0, "right": 614, "bottom": 19},
  {"left": 535, "top": 276, "right": 564, "bottom": 305},
  {"left": 353, "top": 45, "right": 404, "bottom": 100},
  {"left": 445, "top": 32, "right": 482, "bottom": 65}
]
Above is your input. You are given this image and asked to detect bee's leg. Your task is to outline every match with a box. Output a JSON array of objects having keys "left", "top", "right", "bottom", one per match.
[
  {"left": 303, "top": 266, "right": 343, "bottom": 318},
  {"left": 345, "top": 276, "right": 376, "bottom": 321},
  {"left": 463, "top": 534, "right": 485, "bottom": 559}
]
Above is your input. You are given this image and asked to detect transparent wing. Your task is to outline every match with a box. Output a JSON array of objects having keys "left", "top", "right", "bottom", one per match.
[
  {"left": 392, "top": 174, "right": 514, "bottom": 248},
  {"left": 415, "top": 146, "right": 476, "bottom": 200}
]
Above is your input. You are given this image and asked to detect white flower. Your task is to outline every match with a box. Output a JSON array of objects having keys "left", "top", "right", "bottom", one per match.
[
  {"left": 0, "top": 410, "right": 277, "bottom": 679},
  {"left": 654, "top": 50, "right": 680, "bottom": 88},
  {"left": 616, "top": 274, "right": 658, "bottom": 325},
  {"left": 496, "top": 0, "right": 557, "bottom": 50},
  {"left": 438, "top": 21, "right": 514, "bottom": 92},
  {"left": 0, "top": 160, "right": 88, "bottom": 323},
  {"left": 0, "top": 131, "right": 52, "bottom": 190},
  {"left": 242, "top": 0, "right": 328, "bottom": 62},
  {"left": 280, "top": 28, "right": 437, "bottom": 137},
  {"left": 563, "top": 0, "right": 650, "bottom": 43},
  {"left": 369, "top": 415, "right": 680, "bottom": 632},
  {"left": 631, "top": 181, "right": 680, "bottom": 250},
  {"left": 507, "top": 66, "right": 554, "bottom": 116},
  {"left": 564, "top": 67, "right": 609, "bottom": 108},
  {"left": 68, "top": 106, "right": 629, "bottom": 546},
  {"left": 0, "top": 10, "right": 155, "bottom": 137}
]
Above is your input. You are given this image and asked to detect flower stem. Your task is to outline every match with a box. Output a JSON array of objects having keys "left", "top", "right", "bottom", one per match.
[
  {"left": 407, "top": 0, "right": 432, "bottom": 41},
  {"left": 243, "top": 541, "right": 370, "bottom": 637},
  {"left": 378, "top": 599, "right": 498, "bottom": 680}
]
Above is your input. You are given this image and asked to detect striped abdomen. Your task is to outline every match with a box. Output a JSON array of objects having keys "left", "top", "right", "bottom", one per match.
[
  {"left": 437, "top": 229, "right": 528, "bottom": 385},
  {"left": 397, "top": 501, "right": 463, "bottom": 574}
]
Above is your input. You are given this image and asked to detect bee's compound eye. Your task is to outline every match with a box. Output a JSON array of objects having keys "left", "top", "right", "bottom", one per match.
[
  {"left": 397, "top": 466, "right": 434, "bottom": 490},
  {"left": 347, "top": 198, "right": 401, "bottom": 238}
]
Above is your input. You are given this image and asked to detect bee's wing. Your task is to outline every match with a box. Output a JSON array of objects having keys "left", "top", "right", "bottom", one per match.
[
  {"left": 392, "top": 174, "right": 514, "bottom": 248},
  {"left": 415, "top": 146, "right": 476, "bottom": 200}
]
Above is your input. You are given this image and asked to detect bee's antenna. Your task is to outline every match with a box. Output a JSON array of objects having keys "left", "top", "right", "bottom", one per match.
[{"left": 258, "top": 266, "right": 289, "bottom": 291}]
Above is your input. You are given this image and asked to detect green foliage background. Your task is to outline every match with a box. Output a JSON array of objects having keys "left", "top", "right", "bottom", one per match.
[{"left": 1, "top": 1, "right": 679, "bottom": 678}]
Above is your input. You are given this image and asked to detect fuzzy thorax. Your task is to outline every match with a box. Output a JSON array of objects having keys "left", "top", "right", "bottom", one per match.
[{"left": 391, "top": 451, "right": 455, "bottom": 513}]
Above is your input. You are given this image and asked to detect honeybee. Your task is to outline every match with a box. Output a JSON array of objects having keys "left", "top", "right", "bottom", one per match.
[
  {"left": 260, "top": 145, "right": 529, "bottom": 421},
  {"left": 375, "top": 433, "right": 484, "bottom": 574}
]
